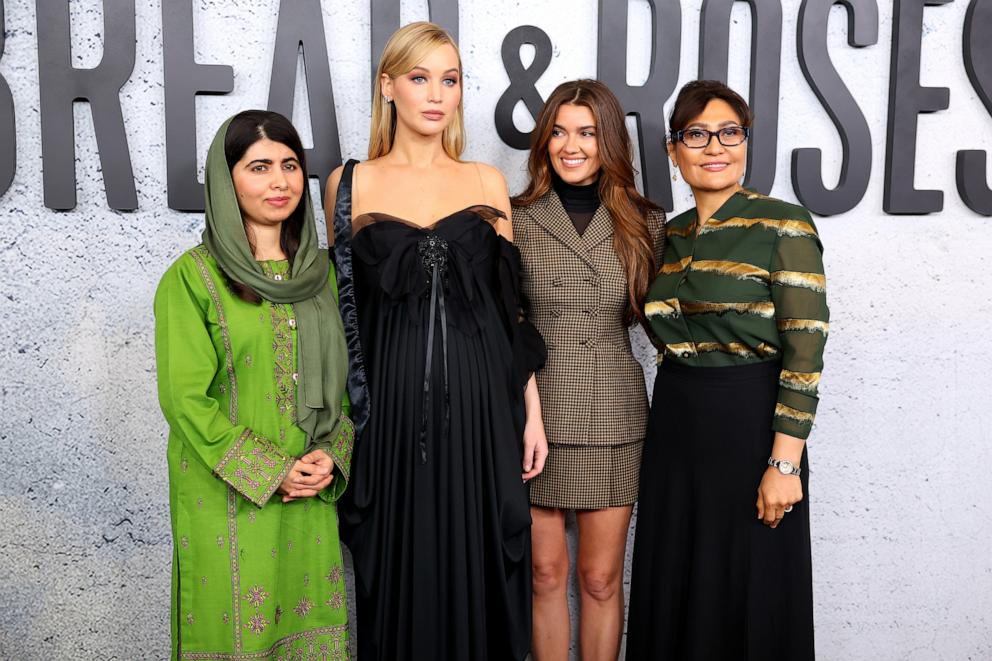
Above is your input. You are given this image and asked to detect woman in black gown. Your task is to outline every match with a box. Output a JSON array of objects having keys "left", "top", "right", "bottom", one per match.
[{"left": 323, "top": 22, "right": 548, "bottom": 661}]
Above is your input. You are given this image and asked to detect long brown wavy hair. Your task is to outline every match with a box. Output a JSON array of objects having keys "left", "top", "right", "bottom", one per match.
[{"left": 512, "top": 79, "right": 660, "bottom": 325}]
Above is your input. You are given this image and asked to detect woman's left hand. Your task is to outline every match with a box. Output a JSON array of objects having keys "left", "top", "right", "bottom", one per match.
[
  {"left": 522, "top": 418, "right": 549, "bottom": 481},
  {"left": 521, "top": 374, "right": 548, "bottom": 481},
  {"left": 756, "top": 467, "right": 803, "bottom": 529},
  {"left": 281, "top": 450, "right": 335, "bottom": 503}
]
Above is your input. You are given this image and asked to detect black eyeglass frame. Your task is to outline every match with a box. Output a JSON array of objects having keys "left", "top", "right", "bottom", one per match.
[{"left": 669, "top": 126, "right": 751, "bottom": 148}]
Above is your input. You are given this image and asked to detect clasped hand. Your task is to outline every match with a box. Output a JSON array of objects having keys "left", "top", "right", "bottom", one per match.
[
  {"left": 278, "top": 449, "right": 335, "bottom": 503},
  {"left": 755, "top": 467, "right": 803, "bottom": 529}
]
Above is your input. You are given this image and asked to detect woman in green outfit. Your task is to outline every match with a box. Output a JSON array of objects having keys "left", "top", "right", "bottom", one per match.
[
  {"left": 627, "top": 81, "right": 828, "bottom": 659},
  {"left": 155, "top": 111, "right": 353, "bottom": 660}
]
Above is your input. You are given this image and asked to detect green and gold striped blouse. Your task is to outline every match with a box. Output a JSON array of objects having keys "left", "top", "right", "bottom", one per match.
[{"left": 645, "top": 190, "right": 829, "bottom": 440}]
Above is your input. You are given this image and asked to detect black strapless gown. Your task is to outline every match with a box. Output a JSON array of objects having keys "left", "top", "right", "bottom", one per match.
[{"left": 330, "top": 161, "right": 545, "bottom": 661}]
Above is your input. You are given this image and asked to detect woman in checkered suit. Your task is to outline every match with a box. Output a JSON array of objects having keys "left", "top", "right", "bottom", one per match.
[{"left": 511, "top": 79, "right": 665, "bottom": 661}]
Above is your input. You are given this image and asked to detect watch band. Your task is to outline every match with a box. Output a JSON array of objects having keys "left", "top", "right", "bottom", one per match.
[{"left": 767, "top": 457, "right": 802, "bottom": 476}]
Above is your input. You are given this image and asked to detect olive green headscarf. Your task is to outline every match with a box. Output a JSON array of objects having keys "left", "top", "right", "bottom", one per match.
[{"left": 201, "top": 116, "right": 347, "bottom": 450}]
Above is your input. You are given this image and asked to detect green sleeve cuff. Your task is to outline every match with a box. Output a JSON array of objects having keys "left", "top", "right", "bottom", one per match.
[
  {"left": 772, "top": 388, "right": 819, "bottom": 440},
  {"left": 214, "top": 429, "right": 293, "bottom": 507},
  {"left": 315, "top": 415, "right": 356, "bottom": 503}
]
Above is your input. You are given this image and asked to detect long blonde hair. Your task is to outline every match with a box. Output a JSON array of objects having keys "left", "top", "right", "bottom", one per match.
[{"left": 369, "top": 22, "right": 465, "bottom": 160}]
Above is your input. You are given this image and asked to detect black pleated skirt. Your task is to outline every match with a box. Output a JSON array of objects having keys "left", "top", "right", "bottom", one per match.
[{"left": 626, "top": 360, "right": 815, "bottom": 661}]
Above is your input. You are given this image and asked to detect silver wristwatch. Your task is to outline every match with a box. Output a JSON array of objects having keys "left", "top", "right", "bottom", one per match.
[{"left": 767, "top": 457, "right": 801, "bottom": 476}]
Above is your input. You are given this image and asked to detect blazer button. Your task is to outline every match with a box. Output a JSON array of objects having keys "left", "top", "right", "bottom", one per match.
[
  {"left": 552, "top": 308, "right": 563, "bottom": 318},
  {"left": 551, "top": 276, "right": 564, "bottom": 287}
]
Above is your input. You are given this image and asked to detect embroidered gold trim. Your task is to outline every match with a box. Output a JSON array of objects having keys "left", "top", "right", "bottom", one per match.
[
  {"left": 699, "top": 216, "right": 817, "bottom": 238},
  {"left": 270, "top": 303, "right": 297, "bottom": 421},
  {"left": 777, "top": 318, "right": 829, "bottom": 335},
  {"left": 261, "top": 261, "right": 298, "bottom": 423},
  {"left": 680, "top": 300, "right": 776, "bottom": 318},
  {"left": 775, "top": 403, "right": 815, "bottom": 426},
  {"left": 771, "top": 270, "right": 826, "bottom": 292},
  {"left": 780, "top": 369, "right": 821, "bottom": 393},
  {"left": 190, "top": 247, "right": 238, "bottom": 428},
  {"left": 226, "top": 488, "right": 242, "bottom": 649},
  {"left": 214, "top": 431, "right": 293, "bottom": 508},
  {"left": 178, "top": 624, "right": 349, "bottom": 660},
  {"left": 645, "top": 298, "right": 681, "bottom": 318},
  {"left": 658, "top": 255, "right": 693, "bottom": 275},
  {"left": 328, "top": 415, "right": 355, "bottom": 482},
  {"left": 189, "top": 246, "right": 245, "bottom": 652},
  {"left": 691, "top": 260, "right": 770, "bottom": 283}
]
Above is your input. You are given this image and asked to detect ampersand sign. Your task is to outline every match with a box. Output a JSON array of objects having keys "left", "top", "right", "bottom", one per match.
[{"left": 495, "top": 25, "right": 553, "bottom": 150}]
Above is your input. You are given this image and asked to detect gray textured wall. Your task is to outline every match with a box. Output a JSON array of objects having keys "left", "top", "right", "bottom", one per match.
[{"left": 1, "top": 0, "right": 991, "bottom": 659}]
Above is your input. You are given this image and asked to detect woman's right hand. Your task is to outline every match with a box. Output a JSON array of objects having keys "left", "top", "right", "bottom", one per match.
[{"left": 278, "top": 459, "right": 333, "bottom": 502}]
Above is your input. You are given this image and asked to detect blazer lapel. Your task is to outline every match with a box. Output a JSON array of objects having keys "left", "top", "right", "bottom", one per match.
[
  {"left": 529, "top": 190, "right": 596, "bottom": 271},
  {"left": 581, "top": 204, "right": 613, "bottom": 251}
]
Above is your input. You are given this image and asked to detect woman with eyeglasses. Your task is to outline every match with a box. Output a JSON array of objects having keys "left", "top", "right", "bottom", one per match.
[{"left": 626, "top": 80, "right": 827, "bottom": 660}]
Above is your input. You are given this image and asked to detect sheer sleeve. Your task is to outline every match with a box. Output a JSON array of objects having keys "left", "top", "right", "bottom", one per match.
[{"left": 770, "top": 210, "right": 830, "bottom": 440}]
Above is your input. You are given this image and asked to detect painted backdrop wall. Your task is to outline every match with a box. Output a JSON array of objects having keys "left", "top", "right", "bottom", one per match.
[{"left": 1, "top": 0, "right": 990, "bottom": 659}]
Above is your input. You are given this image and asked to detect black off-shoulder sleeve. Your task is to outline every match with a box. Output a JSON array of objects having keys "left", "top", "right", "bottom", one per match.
[
  {"left": 497, "top": 235, "right": 547, "bottom": 392},
  {"left": 331, "top": 160, "right": 371, "bottom": 443}
]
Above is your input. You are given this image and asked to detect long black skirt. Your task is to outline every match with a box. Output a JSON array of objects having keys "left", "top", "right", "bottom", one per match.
[{"left": 626, "top": 360, "right": 815, "bottom": 660}]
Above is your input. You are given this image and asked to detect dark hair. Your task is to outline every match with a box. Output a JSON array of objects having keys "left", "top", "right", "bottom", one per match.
[
  {"left": 223, "top": 110, "right": 309, "bottom": 303},
  {"left": 668, "top": 80, "right": 753, "bottom": 137},
  {"left": 513, "top": 79, "right": 661, "bottom": 325}
]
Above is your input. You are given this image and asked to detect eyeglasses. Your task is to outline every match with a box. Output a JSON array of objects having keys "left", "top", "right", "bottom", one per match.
[{"left": 670, "top": 126, "right": 750, "bottom": 149}]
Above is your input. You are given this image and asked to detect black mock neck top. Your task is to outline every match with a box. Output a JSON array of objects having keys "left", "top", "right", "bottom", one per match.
[{"left": 551, "top": 171, "right": 600, "bottom": 236}]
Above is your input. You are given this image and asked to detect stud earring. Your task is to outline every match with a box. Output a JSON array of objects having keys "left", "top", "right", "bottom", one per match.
[{"left": 384, "top": 96, "right": 392, "bottom": 104}]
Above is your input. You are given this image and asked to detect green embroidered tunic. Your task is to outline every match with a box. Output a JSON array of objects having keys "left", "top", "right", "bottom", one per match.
[
  {"left": 645, "top": 191, "right": 829, "bottom": 440},
  {"left": 155, "top": 246, "right": 352, "bottom": 660}
]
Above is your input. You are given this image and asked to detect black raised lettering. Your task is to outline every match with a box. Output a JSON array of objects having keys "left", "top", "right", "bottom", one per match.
[
  {"left": 267, "top": 0, "right": 340, "bottom": 197},
  {"left": 598, "top": 0, "right": 682, "bottom": 211},
  {"left": 494, "top": 26, "right": 552, "bottom": 150},
  {"left": 956, "top": 0, "right": 992, "bottom": 215},
  {"left": 792, "top": 0, "right": 878, "bottom": 215},
  {"left": 0, "top": 0, "right": 15, "bottom": 198},
  {"left": 699, "top": 0, "right": 783, "bottom": 194},
  {"left": 883, "top": 0, "right": 952, "bottom": 214},
  {"left": 36, "top": 0, "right": 137, "bottom": 210},
  {"left": 162, "top": 1, "right": 234, "bottom": 211}
]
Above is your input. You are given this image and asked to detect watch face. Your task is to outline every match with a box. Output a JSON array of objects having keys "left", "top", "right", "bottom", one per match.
[{"left": 778, "top": 460, "right": 794, "bottom": 475}]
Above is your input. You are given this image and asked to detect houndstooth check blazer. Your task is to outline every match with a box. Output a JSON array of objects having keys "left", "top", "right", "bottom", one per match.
[{"left": 512, "top": 190, "right": 665, "bottom": 447}]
